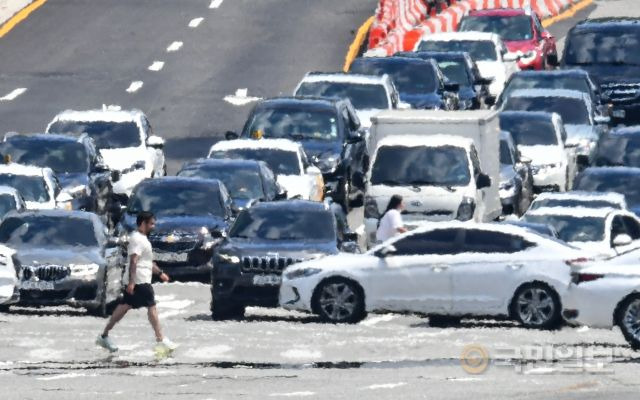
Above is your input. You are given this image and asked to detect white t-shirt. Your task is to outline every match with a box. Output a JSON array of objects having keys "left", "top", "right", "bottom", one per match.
[
  {"left": 124, "top": 231, "right": 154, "bottom": 285},
  {"left": 376, "top": 209, "right": 404, "bottom": 243}
]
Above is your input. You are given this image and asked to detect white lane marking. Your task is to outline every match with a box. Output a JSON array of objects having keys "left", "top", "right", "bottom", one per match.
[
  {"left": 166, "top": 41, "right": 183, "bottom": 52},
  {"left": 189, "top": 17, "right": 204, "bottom": 28},
  {"left": 280, "top": 348, "right": 322, "bottom": 359},
  {"left": 126, "top": 81, "right": 143, "bottom": 93},
  {"left": 38, "top": 373, "right": 94, "bottom": 381},
  {"left": 209, "top": 0, "right": 223, "bottom": 9},
  {"left": 223, "top": 88, "right": 262, "bottom": 106},
  {"left": 148, "top": 61, "right": 165, "bottom": 71},
  {"left": 364, "top": 382, "right": 407, "bottom": 390},
  {"left": 0, "top": 88, "right": 26, "bottom": 101},
  {"left": 268, "top": 392, "right": 315, "bottom": 397},
  {"left": 577, "top": 326, "right": 590, "bottom": 333},
  {"left": 360, "top": 314, "right": 396, "bottom": 326}
]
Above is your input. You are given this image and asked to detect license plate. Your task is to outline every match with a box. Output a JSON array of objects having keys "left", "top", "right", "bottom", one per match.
[
  {"left": 154, "top": 252, "right": 189, "bottom": 262},
  {"left": 613, "top": 109, "right": 626, "bottom": 118},
  {"left": 252, "top": 274, "right": 281, "bottom": 286},
  {"left": 20, "top": 280, "right": 54, "bottom": 290}
]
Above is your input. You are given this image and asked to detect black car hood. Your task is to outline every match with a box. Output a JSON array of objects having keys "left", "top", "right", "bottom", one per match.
[
  {"left": 400, "top": 93, "right": 443, "bottom": 109},
  {"left": 122, "top": 213, "right": 229, "bottom": 234},
  {"left": 569, "top": 64, "right": 640, "bottom": 86},
  {"left": 218, "top": 238, "right": 338, "bottom": 258},
  {"left": 16, "top": 247, "right": 103, "bottom": 266},
  {"left": 57, "top": 173, "right": 89, "bottom": 191},
  {"left": 297, "top": 140, "right": 342, "bottom": 160}
]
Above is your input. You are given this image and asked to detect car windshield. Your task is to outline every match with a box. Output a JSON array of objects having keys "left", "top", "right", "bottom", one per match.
[
  {"left": 531, "top": 198, "right": 621, "bottom": 210},
  {"left": 0, "top": 215, "right": 98, "bottom": 248},
  {"left": 371, "top": 145, "right": 471, "bottom": 186},
  {"left": 502, "top": 75, "right": 591, "bottom": 103},
  {"left": 504, "top": 96, "right": 589, "bottom": 125},
  {"left": 500, "top": 141, "right": 514, "bottom": 165},
  {"left": 574, "top": 172, "right": 640, "bottom": 206},
  {"left": 437, "top": 61, "right": 472, "bottom": 85},
  {"left": 209, "top": 149, "right": 300, "bottom": 176},
  {"left": 350, "top": 60, "right": 437, "bottom": 94},
  {"left": 0, "top": 174, "right": 49, "bottom": 202},
  {"left": 418, "top": 40, "right": 497, "bottom": 61},
  {"left": 565, "top": 30, "right": 640, "bottom": 65},
  {"left": 295, "top": 81, "right": 390, "bottom": 110},
  {"left": 500, "top": 117, "right": 558, "bottom": 146},
  {"left": 459, "top": 15, "right": 533, "bottom": 41},
  {"left": 178, "top": 166, "right": 265, "bottom": 200},
  {"left": 0, "top": 195, "right": 17, "bottom": 219},
  {"left": 48, "top": 120, "right": 141, "bottom": 149},
  {"left": 596, "top": 135, "right": 640, "bottom": 167},
  {"left": 128, "top": 184, "right": 224, "bottom": 217},
  {"left": 524, "top": 214, "right": 605, "bottom": 243},
  {"left": 230, "top": 208, "right": 336, "bottom": 241},
  {"left": 0, "top": 140, "right": 89, "bottom": 174},
  {"left": 244, "top": 107, "right": 339, "bottom": 142}
]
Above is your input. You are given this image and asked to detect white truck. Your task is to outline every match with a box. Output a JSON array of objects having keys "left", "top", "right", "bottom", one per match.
[{"left": 364, "top": 110, "right": 502, "bottom": 246}]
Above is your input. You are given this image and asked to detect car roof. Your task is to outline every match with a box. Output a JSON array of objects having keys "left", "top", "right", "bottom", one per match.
[
  {"left": 50, "top": 105, "right": 144, "bottom": 123},
  {"left": 508, "top": 88, "right": 588, "bottom": 100},
  {"left": 211, "top": 139, "right": 302, "bottom": 153},
  {"left": 7, "top": 209, "right": 99, "bottom": 220},
  {"left": 136, "top": 176, "right": 223, "bottom": 189},
  {"left": 420, "top": 31, "right": 502, "bottom": 43},
  {"left": 499, "top": 110, "right": 555, "bottom": 121},
  {"left": 511, "top": 69, "right": 590, "bottom": 79},
  {"left": 377, "top": 134, "right": 473, "bottom": 149},
  {"left": 181, "top": 158, "right": 264, "bottom": 170},
  {"left": 468, "top": 8, "right": 528, "bottom": 17},
  {"left": 4, "top": 133, "right": 83, "bottom": 144},
  {"left": 525, "top": 206, "right": 620, "bottom": 218},
  {"left": 372, "top": 109, "right": 498, "bottom": 124},
  {"left": 248, "top": 199, "right": 329, "bottom": 212},
  {"left": 256, "top": 96, "right": 342, "bottom": 110},
  {"left": 0, "top": 163, "right": 49, "bottom": 176},
  {"left": 608, "top": 126, "right": 640, "bottom": 137},
  {"left": 395, "top": 220, "right": 560, "bottom": 240},
  {"left": 575, "top": 17, "right": 640, "bottom": 30},
  {"left": 300, "top": 72, "right": 390, "bottom": 86},
  {"left": 534, "top": 191, "right": 626, "bottom": 202},
  {"left": 396, "top": 50, "right": 472, "bottom": 62},
  {"left": 579, "top": 166, "right": 640, "bottom": 177}
]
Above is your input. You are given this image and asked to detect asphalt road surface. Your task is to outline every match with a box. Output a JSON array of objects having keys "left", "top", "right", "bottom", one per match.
[{"left": 3, "top": 0, "right": 640, "bottom": 399}]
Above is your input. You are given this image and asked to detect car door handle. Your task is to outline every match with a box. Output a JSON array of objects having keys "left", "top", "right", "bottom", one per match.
[
  {"left": 431, "top": 265, "right": 449, "bottom": 272},
  {"left": 507, "top": 264, "right": 524, "bottom": 271}
]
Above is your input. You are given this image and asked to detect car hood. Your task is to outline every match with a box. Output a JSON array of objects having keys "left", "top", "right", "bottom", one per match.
[
  {"left": 565, "top": 124, "right": 598, "bottom": 142},
  {"left": 399, "top": 93, "right": 442, "bottom": 109},
  {"left": 296, "top": 140, "right": 341, "bottom": 161},
  {"left": 517, "top": 145, "right": 564, "bottom": 165},
  {"left": 122, "top": 213, "right": 228, "bottom": 234},
  {"left": 16, "top": 247, "right": 103, "bottom": 266},
  {"left": 504, "top": 39, "right": 537, "bottom": 53},
  {"left": 277, "top": 175, "right": 312, "bottom": 199},
  {"left": 57, "top": 172, "right": 89, "bottom": 191},
  {"left": 568, "top": 64, "right": 640, "bottom": 86},
  {"left": 219, "top": 238, "right": 338, "bottom": 258},
  {"left": 100, "top": 147, "right": 145, "bottom": 172},
  {"left": 476, "top": 61, "right": 502, "bottom": 79}
]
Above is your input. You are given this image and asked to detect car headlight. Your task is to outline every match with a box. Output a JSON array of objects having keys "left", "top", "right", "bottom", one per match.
[
  {"left": 285, "top": 268, "right": 322, "bottom": 280},
  {"left": 69, "top": 263, "right": 100, "bottom": 277},
  {"left": 364, "top": 195, "right": 380, "bottom": 219},
  {"left": 519, "top": 50, "right": 537, "bottom": 65},
  {"left": 456, "top": 197, "right": 475, "bottom": 221},
  {"left": 217, "top": 253, "right": 240, "bottom": 264}
]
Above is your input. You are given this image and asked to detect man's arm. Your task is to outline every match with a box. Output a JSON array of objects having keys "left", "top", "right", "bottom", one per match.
[
  {"left": 152, "top": 262, "right": 170, "bottom": 283},
  {"left": 126, "top": 254, "right": 139, "bottom": 294}
]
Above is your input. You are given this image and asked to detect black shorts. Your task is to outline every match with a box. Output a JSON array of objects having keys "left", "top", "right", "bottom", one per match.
[{"left": 121, "top": 283, "right": 156, "bottom": 309}]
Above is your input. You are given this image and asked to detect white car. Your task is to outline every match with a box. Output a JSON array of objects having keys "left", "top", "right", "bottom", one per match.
[
  {"left": 280, "top": 222, "right": 583, "bottom": 329},
  {"left": 208, "top": 139, "right": 324, "bottom": 201},
  {"left": 529, "top": 191, "right": 627, "bottom": 211},
  {"left": 415, "top": 31, "right": 520, "bottom": 100},
  {"left": 45, "top": 105, "right": 166, "bottom": 198},
  {"left": 503, "top": 89, "right": 608, "bottom": 167},
  {"left": 0, "top": 244, "right": 18, "bottom": 310},
  {"left": 523, "top": 207, "right": 640, "bottom": 256},
  {"left": 0, "top": 186, "right": 26, "bottom": 219},
  {"left": 0, "top": 164, "right": 62, "bottom": 210},
  {"left": 294, "top": 73, "right": 402, "bottom": 129},
  {"left": 562, "top": 252, "right": 640, "bottom": 349}
]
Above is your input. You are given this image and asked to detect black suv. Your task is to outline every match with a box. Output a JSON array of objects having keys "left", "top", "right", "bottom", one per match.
[
  {"left": 211, "top": 200, "right": 358, "bottom": 320},
  {"left": 0, "top": 133, "right": 117, "bottom": 225},
  {"left": 231, "top": 97, "right": 369, "bottom": 210},
  {"left": 563, "top": 18, "right": 640, "bottom": 124},
  {"left": 119, "top": 177, "right": 235, "bottom": 282}
]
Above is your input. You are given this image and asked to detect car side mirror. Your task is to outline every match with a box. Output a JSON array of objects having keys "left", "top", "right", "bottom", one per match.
[
  {"left": 476, "top": 173, "right": 491, "bottom": 189},
  {"left": 348, "top": 130, "right": 365, "bottom": 143},
  {"left": 374, "top": 244, "right": 396, "bottom": 258},
  {"left": 343, "top": 231, "right": 359, "bottom": 243},
  {"left": 275, "top": 189, "right": 288, "bottom": 200},
  {"left": 93, "top": 163, "right": 110, "bottom": 174},
  {"left": 146, "top": 135, "right": 165, "bottom": 149},
  {"left": 613, "top": 234, "right": 633, "bottom": 248},
  {"left": 485, "top": 96, "right": 496, "bottom": 107},
  {"left": 476, "top": 77, "right": 494, "bottom": 86},
  {"left": 111, "top": 170, "right": 121, "bottom": 182},
  {"left": 444, "top": 82, "right": 460, "bottom": 92},
  {"left": 594, "top": 115, "right": 611, "bottom": 125},
  {"left": 503, "top": 53, "right": 519, "bottom": 62},
  {"left": 225, "top": 131, "right": 239, "bottom": 140}
]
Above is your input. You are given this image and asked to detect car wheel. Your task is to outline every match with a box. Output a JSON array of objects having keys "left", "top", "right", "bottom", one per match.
[
  {"left": 429, "top": 315, "right": 461, "bottom": 327},
  {"left": 211, "top": 300, "right": 245, "bottom": 321},
  {"left": 312, "top": 277, "right": 366, "bottom": 324},
  {"left": 615, "top": 294, "right": 640, "bottom": 350},
  {"left": 511, "top": 282, "right": 562, "bottom": 330}
]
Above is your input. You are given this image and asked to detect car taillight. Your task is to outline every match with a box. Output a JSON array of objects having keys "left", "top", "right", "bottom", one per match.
[
  {"left": 571, "top": 272, "right": 604, "bottom": 285},
  {"left": 564, "top": 257, "right": 593, "bottom": 267}
]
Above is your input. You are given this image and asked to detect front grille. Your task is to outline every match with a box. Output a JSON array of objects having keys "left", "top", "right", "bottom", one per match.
[
  {"left": 151, "top": 240, "right": 198, "bottom": 253},
  {"left": 241, "top": 256, "right": 303, "bottom": 274},
  {"left": 22, "top": 265, "right": 70, "bottom": 282},
  {"left": 602, "top": 82, "right": 640, "bottom": 103},
  {"left": 403, "top": 210, "right": 453, "bottom": 217}
]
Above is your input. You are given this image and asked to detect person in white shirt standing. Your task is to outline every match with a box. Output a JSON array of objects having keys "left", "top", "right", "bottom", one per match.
[
  {"left": 376, "top": 195, "right": 407, "bottom": 243},
  {"left": 96, "top": 211, "right": 177, "bottom": 354}
]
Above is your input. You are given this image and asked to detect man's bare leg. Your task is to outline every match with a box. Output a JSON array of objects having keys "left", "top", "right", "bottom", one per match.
[
  {"left": 102, "top": 303, "right": 131, "bottom": 337},
  {"left": 147, "top": 305, "right": 164, "bottom": 342}
]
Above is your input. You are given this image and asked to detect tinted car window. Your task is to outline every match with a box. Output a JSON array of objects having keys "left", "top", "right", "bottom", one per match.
[
  {"left": 48, "top": 120, "right": 141, "bottom": 149},
  {"left": 178, "top": 165, "right": 265, "bottom": 200},
  {"left": 499, "top": 116, "right": 558, "bottom": 146},
  {"left": 504, "top": 96, "right": 589, "bottom": 125},
  {"left": 462, "top": 229, "right": 534, "bottom": 253},
  {"left": 595, "top": 134, "right": 640, "bottom": 167},
  {"left": 0, "top": 215, "right": 98, "bottom": 247},
  {"left": 0, "top": 140, "right": 89, "bottom": 174},
  {"left": 0, "top": 195, "right": 17, "bottom": 218},
  {"left": 391, "top": 229, "right": 462, "bottom": 256},
  {"left": 437, "top": 61, "right": 472, "bottom": 86},
  {"left": 230, "top": 208, "right": 336, "bottom": 241},
  {"left": 209, "top": 149, "right": 301, "bottom": 176},
  {"left": 501, "top": 75, "right": 591, "bottom": 103},
  {"left": 244, "top": 107, "right": 339, "bottom": 142},
  {"left": 500, "top": 140, "right": 515, "bottom": 165},
  {"left": 350, "top": 59, "right": 437, "bottom": 94},
  {"left": 531, "top": 198, "right": 621, "bottom": 210},
  {"left": 574, "top": 172, "right": 640, "bottom": 207},
  {"left": 296, "top": 82, "right": 390, "bottom": 110},
  {"left": 623, "top": 216, "right": 640, "bottom": 239},
  {"left": 0, "top": 174, "right": 49, "bottom": 202},
  {"left": 524, "top": 214, "right": 605, "bottom": 242},
  {"left": 128, "top": 183, "right": 225, "bottom": 217},
  {"left": 459, "top": 15, "right": 533, "bottom": 41},
  {"left": 418, "top": 40, "right": 497, "bottom": 61},
  {"left": 565, "top": 30, "right": 640, "bottom": 65}
]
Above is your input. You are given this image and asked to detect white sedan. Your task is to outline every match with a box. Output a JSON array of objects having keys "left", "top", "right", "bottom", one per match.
[
  {"left": 563, "top": 252, "right": 640, "bottom": 349},
  {"left": 0, "top": 244, "right": 18, "bottom": 310},
  {"left": 280, "top": 222, "right": 584, "bottom": 329}
]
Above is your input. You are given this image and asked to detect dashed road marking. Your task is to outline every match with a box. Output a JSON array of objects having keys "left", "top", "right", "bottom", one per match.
[
  {"left": 166, "top": 41, "right": 183, "bottom": 52},
  {"left": 126, "top": 81, "right": 143, "bottom": 93},
  {"left": 188, "top": 17, "right": 204, "bottom": 28},
  {"left": 148, "top": 61, "right": 165, "bottom": 71},
  {"left": 209, "top": 0, "right": 223, "bottom": 9},
  {"left": 0, "top": 88, "right": 27, "bottom": 101},
  {"left": 224, "top": 88, "right": 262, "bottom": 106}
]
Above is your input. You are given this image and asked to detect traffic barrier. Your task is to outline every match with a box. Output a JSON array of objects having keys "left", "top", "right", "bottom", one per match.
[{"left": 365, "top": 0, "right": 581, "bottom": 57}]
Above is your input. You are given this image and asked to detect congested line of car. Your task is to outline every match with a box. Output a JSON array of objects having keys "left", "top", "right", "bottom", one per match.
[{"left": 2, "top": 8, "right": 640, "bottom": 349}]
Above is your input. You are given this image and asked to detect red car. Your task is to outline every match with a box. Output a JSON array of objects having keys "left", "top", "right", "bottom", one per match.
[{"left": 457, "top": 8, "right": 558, "bottom": 70}]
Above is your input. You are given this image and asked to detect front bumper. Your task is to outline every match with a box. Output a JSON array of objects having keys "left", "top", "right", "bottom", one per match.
[
  {"left": 17, "top": 278, "right": 100, "bottom": 308},
  {"left": 153, "top": 246, "right": 214, "bottom": 282},
  {"left": 212, "top": 266, "right": 282, "bottom": 308},
  {"left": 532, "top": 165, "right": 565, "bottom": 192},
  {"left": 279, "top": 279, "right": 315, "bottom": 312}
]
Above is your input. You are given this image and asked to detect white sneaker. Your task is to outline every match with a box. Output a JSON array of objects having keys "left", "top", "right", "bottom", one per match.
[
  {"left": 158, "top": 337, "right": 179, "bottom": 351},
  {"left": 96, "top": 335, "right": 118, "bottom": 353}
]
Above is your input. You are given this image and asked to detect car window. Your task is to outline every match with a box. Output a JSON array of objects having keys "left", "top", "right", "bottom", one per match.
[
  {"left": 611, "top": 216, "right": 628, "bottom": 240},
  {"left": 462, "top": 229, "right": 535, "bottom": 253},
  {"left": 623, "top": 216, "right": 640, "bottom": 240},
  {"left": 391, "top": 229, "right": 463, "bottom": 256}
]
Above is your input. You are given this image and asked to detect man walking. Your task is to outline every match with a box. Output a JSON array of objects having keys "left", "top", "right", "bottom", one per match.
[{"left": 96, "top": 211, "right": 177, "bottom": 353}]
